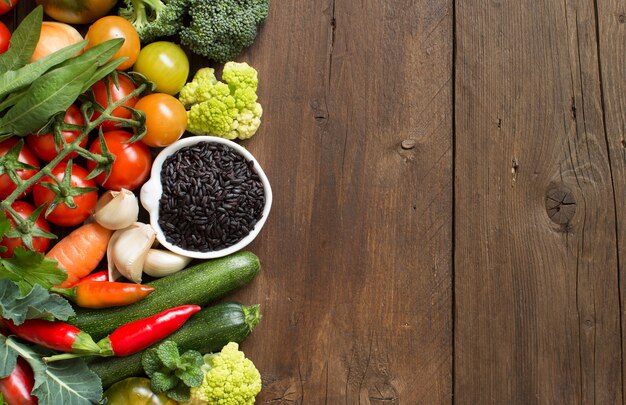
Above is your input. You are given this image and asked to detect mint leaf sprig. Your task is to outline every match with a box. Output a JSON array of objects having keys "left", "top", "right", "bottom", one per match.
[{"left": 142, "top": 341, "right": 205, "bottom": 402}]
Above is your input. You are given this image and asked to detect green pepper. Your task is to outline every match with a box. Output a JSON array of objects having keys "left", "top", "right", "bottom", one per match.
[{"left": 103, "top": 377, "right": 177, "bottom": 405}]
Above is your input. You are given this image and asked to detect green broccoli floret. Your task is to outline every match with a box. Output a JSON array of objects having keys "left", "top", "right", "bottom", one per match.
[
  {"left": 118, "top": 0, "right": 187, "bottom": 43},
  {"left": 179, "top": 0, "right": 270, "bottom": 63},
  {"left": 184, "top": 342, "right": 262, "bottom": 405},
  {"left": 179, "top": 62, "right": 263, "bottom": 140}
]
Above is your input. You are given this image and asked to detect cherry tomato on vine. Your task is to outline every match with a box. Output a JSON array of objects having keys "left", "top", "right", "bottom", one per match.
[
  {"left": 91, "top": 74, "right": 139, "bottom": 131},
  {"left": 0, "top": 22, "right": 11, "bottom": 54},
  {"left": 26, "top": 104, "right": 87, "bottom": 162},
  {"left": 85, "top": 16, "right": 139, "bottom": 71},
  {"left": 133, "top": 42, "right": 189, "bottom": 95},
  {"left": 135, "top": 94, "right": 187, "bottom": 147},
  {"left": 87, "top": 131, "right": 152, "bottom": 191},
  {"left": 0, "top": 0, "right": 18, "bottom": 16},
  {"left": 33, "top": 162, "right": 98, "bottom": 227},
  {"left": 0, "top": 138, "right": 40, "bottom": 200},
  {"left": 0, "top": 201, "right": 51, "bottom": 258}
]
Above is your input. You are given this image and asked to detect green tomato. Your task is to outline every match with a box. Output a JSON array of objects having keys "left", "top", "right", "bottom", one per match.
[
  {"left": 133, "top": 42, "right": 189, "bottom": 96},
  {"left": 103, "top": 377, "right": 176, "bottom": 405}
]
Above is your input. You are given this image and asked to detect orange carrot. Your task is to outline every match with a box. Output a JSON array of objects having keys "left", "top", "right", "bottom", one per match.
[{"left": 46, "top": 222, "right": 112, "bottom": 288}]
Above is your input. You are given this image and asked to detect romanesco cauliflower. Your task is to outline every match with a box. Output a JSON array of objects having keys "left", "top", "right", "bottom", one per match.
[
  {"left": 185, "top": 342, "right": 262, "bottom": 405},
  {"left": 179, "top": 62, "right": 263, "bottom": 140}
]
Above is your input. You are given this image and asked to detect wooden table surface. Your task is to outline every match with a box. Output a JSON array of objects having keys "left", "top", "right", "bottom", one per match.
[{"left": 6, "top": 0, "right": 626, "bottom": 403}]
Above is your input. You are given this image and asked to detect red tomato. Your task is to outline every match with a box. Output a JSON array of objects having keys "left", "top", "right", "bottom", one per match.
[
  {"left": 0, "top": 138, "right": 40, "bottom": 200},
  {"left": 0, "top": 21, "right": 10, "bottom": 54},
  {"left": 90, "top": 75, "right": 138, "bottom": 131},
  {"left": 33, "top": 162, "right": 98, "bottom": 227},
  {"left": 85, "top": 16, "right": 139, "bottom": 71},
  {"left": 87, "top": 131, "right": 151, "bottom": 191},
  {"left": 26, "top": 105, "right": 86, "bottom": 162},
  {"left": 0, "top": 0, "right": 18, "bottom": 16},
  {"left": 135, "top": 93, "right": 187, "bottom": 147},
  {"left": 1, "top": 201, "right": 51, "bottom": 258}
]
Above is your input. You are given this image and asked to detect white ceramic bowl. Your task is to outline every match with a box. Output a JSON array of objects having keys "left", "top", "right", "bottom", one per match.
[{"left": 140, "top": 136, "right": 272, "bottom": 259}]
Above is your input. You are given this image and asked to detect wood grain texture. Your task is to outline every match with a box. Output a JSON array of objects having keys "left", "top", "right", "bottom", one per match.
[
  {"left": 235, "top": 0, "right": 454, "bottom": 403},
  {"left": 455, "top": 0, "right": 624, "bottom": 403}
]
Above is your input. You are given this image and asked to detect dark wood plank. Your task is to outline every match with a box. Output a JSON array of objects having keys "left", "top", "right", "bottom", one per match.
[
  {"left": 596, "top": 0, "right": 626, "bottom": 398},
  {"left": 455, "top": 0, "right": 623, "bottom": 403},
  {"left": 233, "top": 0, "right": 454, "bottom": 402}
]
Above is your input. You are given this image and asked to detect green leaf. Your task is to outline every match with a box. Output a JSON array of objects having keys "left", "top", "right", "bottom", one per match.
[
  {"left": 0, "top": 335, "right": 19, "bottom": 378},
  {"left": 0, "top": 41, "right": 87, "bottom": 103},
  {"left": 141, "top": 348, "right": 163, "bottom": 376},
  {"left": 0, "top": 335, "right": 103, "bottom": 405},
  {"left": 0, "top": 7, "right": 43, "bottom": 74},
  {"left": 157, "top": 341, "right": 181, "bottom": 370},
  {"left": 0, "top": 392, "right": 6, "bottom": 405},
  {"left": 175, "top": 366, "right": 204, "bottom": 388},
  {"left": 0, "top": 248, "right": 67, "bottom": 293},
  {"left": 151, "top": 372, "right": 177, "bottom": 393},
  {"left": 0, "top": 63, "right": 95, "bottom": 136},
  {"left": 0, "top": 280, "right": 74, "bottom": 325},
  {"left": 81, "top": 58, "right": 127, "bottom": 94},
  {"left": 166, "top": 383, "right": 191, "bottom": 402}
]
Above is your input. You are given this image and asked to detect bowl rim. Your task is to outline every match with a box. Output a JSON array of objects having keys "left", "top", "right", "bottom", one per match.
[{"left": 140, "top": 136, "right": 273, "bottom": 259}]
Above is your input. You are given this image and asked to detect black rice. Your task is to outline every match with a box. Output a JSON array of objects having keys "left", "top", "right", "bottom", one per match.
[{"left": 158, "top": 142, "right": 265, "bottom": 252}]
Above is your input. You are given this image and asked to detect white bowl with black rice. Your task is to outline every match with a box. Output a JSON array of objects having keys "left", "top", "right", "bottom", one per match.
[{"left": 140, "top": 136, "right": 272, "bottom": 259}]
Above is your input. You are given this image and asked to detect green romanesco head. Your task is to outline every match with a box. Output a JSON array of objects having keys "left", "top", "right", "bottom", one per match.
[
  {"left": 185, "top": 342, "right": 262, "bottom": 405},
  {"left": 179, "top": 62, "right": 263, "bottom": 140}
]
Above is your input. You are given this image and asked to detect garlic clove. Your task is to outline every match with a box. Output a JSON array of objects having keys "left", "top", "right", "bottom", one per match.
[
  {"left": 143, "top": 249, "right": 192, "bottom": 278},
  {"left": 94, "top": 189, "right": 139, "bottom": 230},
  {"left": 108, "top": 223, "right": 156, "bottom": 283},
  {"left": 107, "top": 228, "right": 125, "bottom": 281}
]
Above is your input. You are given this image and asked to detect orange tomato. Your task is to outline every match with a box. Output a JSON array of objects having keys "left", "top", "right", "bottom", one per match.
[
  {"left": 30, "top": 22, "right": 83, "bottom": 63},
  {"left": 86, "top": 16, "right": 140, "bottom": 71},
  {"left": 135, "top": 94, "right": 187, "bottom": 147}
]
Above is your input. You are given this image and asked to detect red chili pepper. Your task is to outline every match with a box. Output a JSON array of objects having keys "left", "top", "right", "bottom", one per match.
[
  {"left": 99, "top": 305, "right": 201, "bottom": 357},
  {"left": 68, "top": 270, "right": 109, "bottom": 287},
  {"left": 0, "top": 357, "right": 38, "bottom": 405},
  {"left": 51, "top": 281, "right": 155, "bottom": 309},
  {"left": 3, "top": 319, "right": 100, "bottom": 354}
]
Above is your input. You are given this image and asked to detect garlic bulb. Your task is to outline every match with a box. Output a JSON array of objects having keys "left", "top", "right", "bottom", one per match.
[
  {"left": 108, "top": 223, "right": 156, "bottom": 283},
  {"left": 143, "top": 249, "right": 192, "bottom": 277},
  {"left": 94, "top": 189, "right": 139, "bottom": 230}
]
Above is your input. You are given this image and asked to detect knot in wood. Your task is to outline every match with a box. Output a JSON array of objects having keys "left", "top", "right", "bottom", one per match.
[
  {"left": 401, "top": 139, "right": 416, "bottom": 150},
  {"left": 545, "top": 183, "right": 576, "bottom": 225}
]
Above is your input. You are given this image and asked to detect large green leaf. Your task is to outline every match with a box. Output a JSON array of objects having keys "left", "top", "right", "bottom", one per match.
[
  {"left": 0, "top": 7, "right": 43, "bottom": 73},
  {"left": 0, "top": 63, "right": 96, "bottom": 135},
  {"left": 0, "top": 248, "right": 67, "bottom": 293},
  {"left": 0, "top": 280, "right": 74, "bottom": 325},
  {"left": 0, "top": 41, "right": 87, "bottom": 101},
  {"left": 0, "top": 336, "right": 103, "bottom": 405}
]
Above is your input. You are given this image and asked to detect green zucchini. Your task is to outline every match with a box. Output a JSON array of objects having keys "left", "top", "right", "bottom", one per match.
[
  {"left": 89, "top": 302, "right": 261, "bottom": 388},
  {"left": 71, "top": 251, "right": 260, "bottom": 340}
]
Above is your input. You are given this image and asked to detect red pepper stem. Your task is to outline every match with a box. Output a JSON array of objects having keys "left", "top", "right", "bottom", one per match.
[
  {"left": 72, "top": 331, "right": 102, "bottom": 354},
  {"left": 49, "top": 286, "right": 77, "bottom": 301}
]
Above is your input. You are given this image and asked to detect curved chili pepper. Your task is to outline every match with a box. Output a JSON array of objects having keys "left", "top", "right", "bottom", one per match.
[
  {"left": 100, "top": 305, "right": 201, "bottom": 357},
  {"left": 51, "top": 281, "right": 155, "bottom": 309},
  {"left": 3, "top": 319, "right": 100, "bottom": 354},
  {"left": 68, "top": 270, "right": 109, "bottom": 287},
  {"left": 0, "top": 357, "right": 38, "bottom": 405}
]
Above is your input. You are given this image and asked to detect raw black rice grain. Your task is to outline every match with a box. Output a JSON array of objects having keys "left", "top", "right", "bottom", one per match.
[{"left": 158, "top": 142, "right": 265, "bottom": 252}]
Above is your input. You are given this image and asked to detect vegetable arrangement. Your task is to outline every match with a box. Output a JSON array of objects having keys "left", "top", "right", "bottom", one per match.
[{"left": 0, "top": 1, "right": 270, "bottom": 403}]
